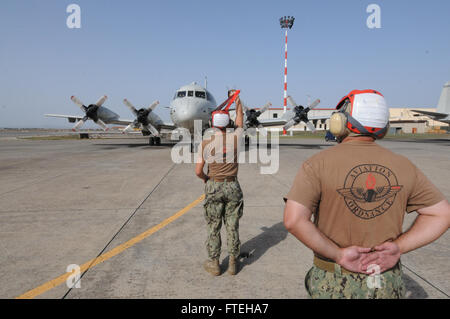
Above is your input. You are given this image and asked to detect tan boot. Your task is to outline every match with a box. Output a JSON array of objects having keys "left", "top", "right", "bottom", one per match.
[
  {"left": 203, "top": 259, "right": 220, "bottom": 276},
  {"left": 228, "top": 256, "right": 238, "bottom": 275}
]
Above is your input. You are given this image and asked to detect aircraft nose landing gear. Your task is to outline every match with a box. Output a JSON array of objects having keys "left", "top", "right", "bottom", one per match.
[{"left": 149, "top": 136, "right": 161, "bottom": 146}]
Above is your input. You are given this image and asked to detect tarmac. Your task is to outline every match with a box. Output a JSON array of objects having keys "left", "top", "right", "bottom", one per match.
[{"left": 0, "top": 133, "right": 449, "bottom": 299}]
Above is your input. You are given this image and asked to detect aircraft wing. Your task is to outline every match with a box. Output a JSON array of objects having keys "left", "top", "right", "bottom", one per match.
[
  {"left": 98, "top": 119, "right": 177, "bottom": 132},
  {"left": 411, "top": 110, "right": 448, "bottom": 119},
  {"left": 45, "top": 114, "right": 84, "bottom": 123},
  {"left": 105, "top": 119, "right": 135, "bottom": 126},
  {"left": 158, "top": 122, "right": 177, "bottom": 130},
  {"left": 258, "top": 115, "right": 330, "bottom": 128},
  {"left": 258, "top": 118, "right": 289, "bottom": 127},
  {"left": 46, "top": 114, "right": 135, "bottom": 126}
]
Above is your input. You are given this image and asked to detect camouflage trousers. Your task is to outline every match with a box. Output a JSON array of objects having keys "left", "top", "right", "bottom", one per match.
[
  {"left": 204, "top": 179, "right": 244, "bottom": 260},
  {"left": 305, "top": 262, "right": 405, "bottom": 299}
]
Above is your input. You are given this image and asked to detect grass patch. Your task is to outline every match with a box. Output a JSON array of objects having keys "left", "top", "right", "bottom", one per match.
[
  {"left": 278, "top": 132, "right": 327, "bottom": 139},
  {"left": 21, "top": 135, "right": 84, "bottom": 140}
]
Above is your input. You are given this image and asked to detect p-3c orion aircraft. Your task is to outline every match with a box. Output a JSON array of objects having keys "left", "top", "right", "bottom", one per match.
[{"left": 45, "top": 81, "right": 330, "bottom": 149}]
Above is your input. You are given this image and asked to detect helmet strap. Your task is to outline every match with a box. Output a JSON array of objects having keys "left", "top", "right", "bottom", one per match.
[{"left": 347, "top": 114, "right": 388, "bottom": 139}]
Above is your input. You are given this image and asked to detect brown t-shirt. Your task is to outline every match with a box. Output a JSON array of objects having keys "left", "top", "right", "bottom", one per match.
[
  {"left": 285, "top": 139, "right": 446, "bottom": 250},
  {"left": 201, "top": 128, "right": 243, "bottom": 178}
]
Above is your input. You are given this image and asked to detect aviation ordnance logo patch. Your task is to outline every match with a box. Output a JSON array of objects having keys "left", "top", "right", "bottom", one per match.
[{"left": 337, "top": 164, "right": 403, "bottom": 220}]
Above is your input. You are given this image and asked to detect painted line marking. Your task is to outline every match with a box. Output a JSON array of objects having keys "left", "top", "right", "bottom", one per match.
[{"left": 16, "top": 194, "right": 205, "bottom": 299}]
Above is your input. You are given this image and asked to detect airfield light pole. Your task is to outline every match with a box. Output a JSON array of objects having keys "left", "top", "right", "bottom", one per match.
[{"left": 279, "top": 16, "right": 295, "bottom": 114}]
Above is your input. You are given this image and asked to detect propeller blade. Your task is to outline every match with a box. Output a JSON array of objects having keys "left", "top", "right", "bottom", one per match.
[
  {"left": 242, "top": 102, "right": 249, "bottom": 113},
  {"left": 72, "top": 119, "right": 85, "bottom": 131},
  {"left": 96, "top": 119, "right": 108, "bottom": 131},
  {"left": 123, "top": 124, "right": 135, "bottom": 133},
  {"left": 147, "top": 124, "right": 159, "bottom": 137},
  {"left": 123, "top": 99, "right": 138, "bottom": 115},
  {"left": 284, "top": 119, "right": 296, "bottom": 131},
  {"left": 148, "top": 100, "right": 160, "bottom": 111},
  {"left": 259, "top": 102, "right": 272, "bottom": 114},
  {"left": 306, "top": 121, "right": 316, "bottom": 132},
  {"left": 95, "top": 95, "right": 108, "bottom": 107},
  {"left": 71, "top": 96, "right": 86, "bottom": 112},
  {"left": 287, "top": 96, "right": 297, "bottom": 108},
  {"left": 308, "top": 99, "right": 321, "bottom": 110}
]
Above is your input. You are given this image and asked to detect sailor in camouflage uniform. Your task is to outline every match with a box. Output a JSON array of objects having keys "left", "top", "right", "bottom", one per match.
[
  {"left": 284, "top": 89, "right": 449, "bottom": 298},
  {"left": 304, "top": 261, "right": 405, "bottom": 299},
  {"left": 196, "top": 90, "right": 244, "bottom": 276}
]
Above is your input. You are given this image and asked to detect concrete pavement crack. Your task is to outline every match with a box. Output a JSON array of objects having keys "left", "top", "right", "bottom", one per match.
[
  {"left": 402, "top": 263, "right": 449, "bottom": 298},
  {"left": 61, "top": 163, "right": 176, "bottom": 299}
]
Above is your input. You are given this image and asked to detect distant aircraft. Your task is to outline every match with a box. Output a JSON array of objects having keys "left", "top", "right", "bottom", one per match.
[
  {"left": 46, "top": 95, "right": 125, "bottom": 130},
  {"left": 45, "top": 81, "right": 330, "bottom": 149},
  {"left": 412, "top": 81, "right": 450, "bottom": 124}
]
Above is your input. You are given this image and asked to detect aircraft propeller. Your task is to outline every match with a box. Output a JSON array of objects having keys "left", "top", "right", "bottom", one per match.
[
  {"left": 123, "top": 99, "right": 160, "bottom": 136},
  {"left": 71, "top": 95, "right": 109, "bottom": 131},
  {"left": 243, "top": 102, "right": 272, "bottom": 130},
  {"left": 283, "top": 96, "right": 321, "bottom": 132}
]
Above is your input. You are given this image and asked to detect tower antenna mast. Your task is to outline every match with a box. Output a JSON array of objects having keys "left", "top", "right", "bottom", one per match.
[{"left": 279, "top": 16, "right": 295, "bottom": 114}]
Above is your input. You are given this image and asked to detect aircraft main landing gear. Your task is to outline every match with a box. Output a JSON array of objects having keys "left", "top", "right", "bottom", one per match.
[{"left": 149, "top": 136, "right": 161, "bottom": 146}]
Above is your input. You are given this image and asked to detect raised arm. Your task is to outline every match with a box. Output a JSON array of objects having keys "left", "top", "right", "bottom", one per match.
[{"left": 234, "top": 95, "right": 244, "bottom": 128}]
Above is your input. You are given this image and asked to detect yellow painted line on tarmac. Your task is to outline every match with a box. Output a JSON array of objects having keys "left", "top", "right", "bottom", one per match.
[{"left": 16, "top": 194, "right": 205, "bottom": 299}]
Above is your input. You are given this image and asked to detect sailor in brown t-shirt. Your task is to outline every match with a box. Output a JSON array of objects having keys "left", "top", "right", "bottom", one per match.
[
  {"left": 284, "top": 89, "right": 450, "bottom": 298},
  {"left": 195, "top": 90, "right": 244, "bottom": 276}
]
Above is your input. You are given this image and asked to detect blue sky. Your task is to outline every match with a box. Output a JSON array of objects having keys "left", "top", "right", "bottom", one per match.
[{"left": 0, "top": 0, "right": 449, "bottom": 128}]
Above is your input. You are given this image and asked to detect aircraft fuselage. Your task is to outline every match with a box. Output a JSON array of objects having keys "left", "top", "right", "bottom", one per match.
[{"left": 169, "top": 82, "right": 217, "bottom": 132}]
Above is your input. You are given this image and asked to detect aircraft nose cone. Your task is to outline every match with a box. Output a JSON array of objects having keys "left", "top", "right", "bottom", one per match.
[
  {"left": 174, "top": 101, "right": 198, "bottom": 129},
  {"left": 177, "top": 103, "right": 191, "bottom": 121}
]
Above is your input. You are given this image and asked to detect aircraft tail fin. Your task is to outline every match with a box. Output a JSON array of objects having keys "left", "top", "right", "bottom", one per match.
[{"left": 437, "top": 81, "right": 450, "bottom": 114}]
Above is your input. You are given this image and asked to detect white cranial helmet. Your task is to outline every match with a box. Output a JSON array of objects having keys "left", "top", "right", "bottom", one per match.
[
  {"left": 330, "top": 89, "right": 389, "bottom": 139},
  {"left": 211, "top": 111, "right": 230, "bottom": 129}
]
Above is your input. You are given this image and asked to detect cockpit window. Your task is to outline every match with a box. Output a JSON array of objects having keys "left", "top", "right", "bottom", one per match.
[
  {"left": 187, "top": 91, "right": 194, "bottom": 97},
  {"left": 177, "top": 91, "right": 186, "bottom": 98},
  {"left": 206, "top": 91, "right": 213, "bottom": 101},
  {"left": 195, "top": 91, "right": 206, "bottom": 99}
]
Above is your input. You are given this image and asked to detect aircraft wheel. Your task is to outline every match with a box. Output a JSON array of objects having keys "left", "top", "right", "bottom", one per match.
[
  {"left": 149, "top": 137, "right": 155, "bottom": 145},
  {"left": 245, "top": 135, "right": 250, "bottom": 146},
  {"left": 190, "top": 142, "right": 197, "bottom": 153},
  {"left": 155, "top": 137, "right": 161, "bottom": 146}
]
